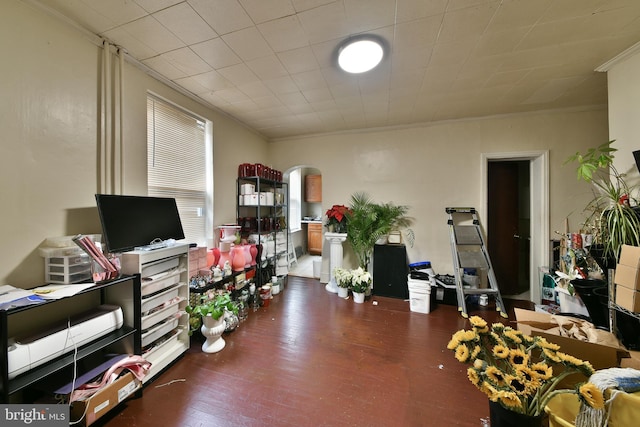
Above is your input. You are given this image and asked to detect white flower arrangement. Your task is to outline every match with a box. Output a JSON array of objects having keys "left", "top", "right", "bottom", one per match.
[
  {"left": 350, "top": 267, "right": 371, "bottom": 293},
  {"left": 334, "top": 267, "right": 352, "bottom": 288}
]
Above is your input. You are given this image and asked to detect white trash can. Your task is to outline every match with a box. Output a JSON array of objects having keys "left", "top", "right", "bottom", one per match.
[{"left": 313, "top": 259, "right": 322, "bottom": 278}]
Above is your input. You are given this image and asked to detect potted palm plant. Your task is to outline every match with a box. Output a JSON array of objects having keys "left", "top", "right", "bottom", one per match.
[
  {"left": 186, "top": 291, "right": 238, "bottom": 353},
  {"left": 346, "top": 192, "right": 414, "bottom": 270},
  {"left": 565, "top": 140, "right": 640, "bottom": 268}
]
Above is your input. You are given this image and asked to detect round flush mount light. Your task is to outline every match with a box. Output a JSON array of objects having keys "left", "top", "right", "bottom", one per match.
[{"left": 337, "top": 36, "right": 385, "bottom": 74}]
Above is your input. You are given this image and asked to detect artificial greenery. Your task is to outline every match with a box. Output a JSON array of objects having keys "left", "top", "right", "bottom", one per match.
[
  {"left": 346, "top": 192, "right": 414, "bottom": 269},
  {"left": 565, "top": 140, "right": 640, "bottom": 261},
  {"left": 186, "top": 291, "right": 238, "bottom": 335}
]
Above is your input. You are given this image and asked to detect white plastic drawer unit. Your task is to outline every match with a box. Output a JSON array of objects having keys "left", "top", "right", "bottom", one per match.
[
  {"left": 141, "top": 317, "right": 179, "bottom": 347},
  {"left": 140, "top": 268, "right": 183, "bottom": 297},
  {"left": 140, "top": 296, "right": 183, "bottom": 330}
]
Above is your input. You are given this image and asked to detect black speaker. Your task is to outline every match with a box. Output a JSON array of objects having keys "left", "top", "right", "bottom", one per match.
[{"left": 373, "top": 244, "right": 409, "bottom": 299}]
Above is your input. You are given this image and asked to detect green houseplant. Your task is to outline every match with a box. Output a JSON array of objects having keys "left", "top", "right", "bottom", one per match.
[
  {"left": 346, "top": 192, "right": 414, "bottom": 270},
  {"left": 565, "top": 140, "right": 640, "bottom": 265},
  {"left": 186, "top": 291, "right": 238, "bottom": 335}
]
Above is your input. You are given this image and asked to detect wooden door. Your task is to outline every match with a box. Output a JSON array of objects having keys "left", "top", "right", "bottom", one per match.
[{"left": 487, "top": 161, "right": 530, "bottom": 296}]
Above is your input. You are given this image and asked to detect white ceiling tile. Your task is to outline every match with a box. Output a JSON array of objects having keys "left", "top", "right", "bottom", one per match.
[
  {"left": 278, "top": 91, "right": 310, "bottom": 106},
  {"left": 437, "top": 2, "right": 500, "bottom": 43},
  {"left": 278, "top": 47, "right": 320, "bottom": 74},
  {"left": 174, "top": 74, "right": 216, "bottom": 94},
  {"left": 217, "top": 63, "right": 259, "bottom": 85},
  {"left": 395, "top": 0, "right": 448, "bottom": 22},
  {"left": 237, "top": 81, "right": 275, "bottom": 98},
  {"left": 135, "top": 0, "right": 182, "bottom": 14},
  {"left": 245, "top": 55, "right": 289, "bottom": 80},
  {"left": 160, "top": 47, "right": 212, "bottom": 76},
  {"left": 111, "top": 16, "right": 184, "bottom": 57},
  {"left": 82, "top": 0, "right": 147, "bottom": 26},
  {"left": 239, "top": 0, "right": 296, "bottom": 24},
  {"left": 214, "top": 87, "right": 252, "bottom": 103},
  {"left": 258, "top": 15, "right": 309, "bottom": 52},
  {"left": 485, "top": 0, "right": 553, "bottom": 33},
  {"left": 292, "top": 70, "right": 328, "bottom": 91},
  {"left": 301, "top": 87, "right": 333, "bottom": 102},
  {"left": 190, "top": 70, "right": 235, "bottom": 91},
  {"left": 263, "top": 76, "right": 300, "bottom": 94},
  {"left": 42, "top": 0, "right": 119, "bottom": 33},
  {"left": 393, "top": 16, "right": 443, "bottom": 53},
  {"left": 153, "top": 3, "right": 218, "bottom": 45},
  {"left": 191, "top": 38, "right": 242, "bottom": 69},
  {"left": 343, "top": 0, "right": 396, "bottom": 33},
  {"left": 291, "top": 0, "right": 336, "bottom": 13},
  {"left": 222, "top": 27, "right": 274, "bottom": 61},
  {"left": 297, "top": 2, "right": 351, "bottom": 44},
  {"left": 188, "top": 0, "right": 253, "bottom": 35},
  {"left": 102, "top": 26, "right": 158, "bottom": 59},
  {"left": 142, "top": 55, "right": 187, "bottom": 80}
]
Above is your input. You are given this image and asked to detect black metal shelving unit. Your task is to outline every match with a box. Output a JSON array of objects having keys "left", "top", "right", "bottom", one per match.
[{"left": 0, "top": 274, "right": 142, "bottom": 403}]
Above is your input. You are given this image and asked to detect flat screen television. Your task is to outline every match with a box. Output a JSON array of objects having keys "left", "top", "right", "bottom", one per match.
[{"left": 95, "top": 194, "right": 185, "bottom": 253}]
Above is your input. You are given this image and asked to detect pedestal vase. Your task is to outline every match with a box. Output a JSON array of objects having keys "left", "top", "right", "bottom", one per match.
[
  {"left": 200, "top": 315, "right": 227, "bottom": 353},
  {"left": 325, "top": 232, "right": 347, "bottom": 293}
]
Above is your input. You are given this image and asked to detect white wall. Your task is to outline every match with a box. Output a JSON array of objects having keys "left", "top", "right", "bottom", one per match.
[
  {"left": 269, "top": 110, "right": 608, "bottom": 274},
  {"left": 0, "top": 1, "right": 268, "bottom": 287},
  {"left": 606, "top": 47, "right": 640, "bottom": 181}
]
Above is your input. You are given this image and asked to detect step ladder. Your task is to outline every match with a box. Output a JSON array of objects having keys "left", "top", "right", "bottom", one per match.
[
  {"left": 287, "top": 234, "right": 297, "bottom": 269},
  {"left": 445, "top": 207, "right": 508, "bottom": 318}
]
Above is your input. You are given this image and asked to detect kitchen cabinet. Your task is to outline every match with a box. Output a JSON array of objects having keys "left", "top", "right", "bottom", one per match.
[
  {"left": 308, "top": 223, "right": 323, "bottom": 255},
  {"left": 305, "top": 175, "right": 322, "bottom": 202}
]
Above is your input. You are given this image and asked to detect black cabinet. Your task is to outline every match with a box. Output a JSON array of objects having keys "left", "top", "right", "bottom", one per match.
[{"left": 373, "top": 245, "right": 409, "bottom": 299}]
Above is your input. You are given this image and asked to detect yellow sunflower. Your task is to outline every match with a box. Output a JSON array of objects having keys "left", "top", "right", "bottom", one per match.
[
  {"left": 467, "top": 367, "right": 481, "bottom": 386},
  {"left": 455, "top": 344, "right": 471, "bottom": 362},
  {"left": 493, "top": 344, "right": 510, "bottom": 359},
  {"left": 485, "top": 366, "right": 507, "bottom": 386},
  {"left": 579, "top": 382, "right": 605, "bottom": 410},
  {"left": 530, "top": 362, "right": 553, "bottom": 381},
  {"left": 509, "top": 348, "right": 529, "bottom": 367},
  {"left": 495, "top": 390, "right": 522, "bottom": 410}
]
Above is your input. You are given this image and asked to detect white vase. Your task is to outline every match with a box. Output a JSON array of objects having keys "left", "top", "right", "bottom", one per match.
[
  {"left": 337, "top": 287, "right": 349, "bottom": 298},
  {"left": 201, "top": 315, "right": 227, "bottom": 353},
  {"left": 353, "top": 292, "right": 365, "bottom": 303}
]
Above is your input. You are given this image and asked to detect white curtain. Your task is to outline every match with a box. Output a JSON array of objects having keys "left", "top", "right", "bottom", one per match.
[{"left": 99, "top": 40, "right": 124, "bottom": 195}]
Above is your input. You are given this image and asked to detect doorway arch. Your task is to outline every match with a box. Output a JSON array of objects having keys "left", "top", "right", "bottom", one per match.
[{"left": 480, "top": 151, "right": 549, "bottom": 304}]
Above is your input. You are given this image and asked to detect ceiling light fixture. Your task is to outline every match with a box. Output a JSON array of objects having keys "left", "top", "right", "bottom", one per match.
[{"left": 337, "top": 36, "right": 385, "bottom": 74}]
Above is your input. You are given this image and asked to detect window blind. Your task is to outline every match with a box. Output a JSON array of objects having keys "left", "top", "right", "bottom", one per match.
[{"left": 147, "top": 96, "right": 208, "bottom": 246}]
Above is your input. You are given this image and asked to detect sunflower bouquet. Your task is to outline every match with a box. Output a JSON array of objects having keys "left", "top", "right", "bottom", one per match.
[{"left": 447, "top": 316, "right": 605, "bottom": 417}]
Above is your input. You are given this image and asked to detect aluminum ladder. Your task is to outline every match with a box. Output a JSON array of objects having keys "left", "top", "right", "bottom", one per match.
[{"left": 445, "top": 207, "right": 508, "bottom": 318}]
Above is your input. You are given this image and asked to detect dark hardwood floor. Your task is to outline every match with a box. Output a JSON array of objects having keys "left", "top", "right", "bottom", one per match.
[{"left": 101, "top": 276, "right": 533, "bottom": 427}]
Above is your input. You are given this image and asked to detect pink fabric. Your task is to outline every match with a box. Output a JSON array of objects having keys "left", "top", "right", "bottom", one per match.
[{"left": 69, "top": 355, "right": 151, "bottom": 403}]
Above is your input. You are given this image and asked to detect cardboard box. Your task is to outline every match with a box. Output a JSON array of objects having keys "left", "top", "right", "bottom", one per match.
[
  {"left": 620, "top": 350, "right": 640, "bottom": 369},
  {"left": 70, "top": 372, "right": 140, "bottom": 426},
  {"left": 514, "top": 308, "right": 629, "bottom": 371},
  {"left": 618, "top": 244, "right": 640, "bottom": 269},
  {"left": 614, "top": 263, "right": 640, "bottom": 290},
  {"left": 615, "top": 283, "right": 640, "bottom": 312}
]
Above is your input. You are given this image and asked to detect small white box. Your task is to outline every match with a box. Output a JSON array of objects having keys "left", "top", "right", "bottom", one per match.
[
  {"left": 555, "top": 286, "right": 589, "bottom": 317},
  {"left": 245, "top": 194, "right": 258, "bottom": 205},
  {"left": 240, "top": 183, "right": 255, "bottom": 195}
]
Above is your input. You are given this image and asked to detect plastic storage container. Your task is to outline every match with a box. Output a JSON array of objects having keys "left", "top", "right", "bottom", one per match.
[{"left": 407, "top": 275, "right": 433, "bottom": 314}]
